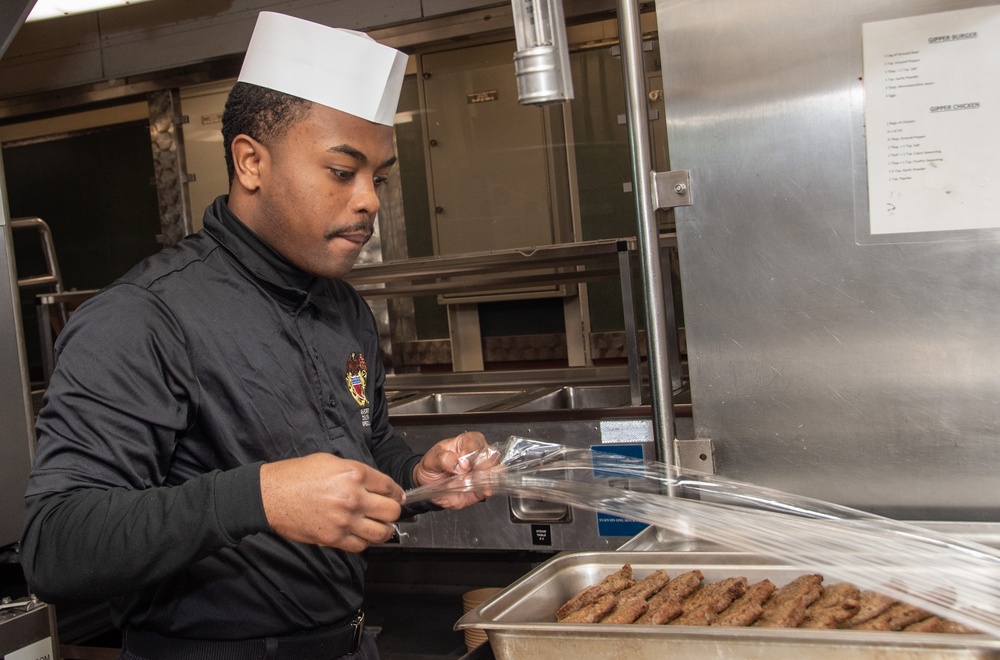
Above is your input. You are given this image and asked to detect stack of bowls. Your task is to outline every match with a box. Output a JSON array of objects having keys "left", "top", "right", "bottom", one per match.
[{"left": 461, "top": 587, "right": 504, "bottom": 651}]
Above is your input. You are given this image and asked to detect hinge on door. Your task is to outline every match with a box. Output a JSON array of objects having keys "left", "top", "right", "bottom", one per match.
[{"left": 652, "top": 170, "right": 693, "bottom": 210}]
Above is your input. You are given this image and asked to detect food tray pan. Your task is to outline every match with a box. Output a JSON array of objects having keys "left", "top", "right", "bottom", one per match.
[{"left": 456, "top": 551, "right": 1000, "bottom": 659}]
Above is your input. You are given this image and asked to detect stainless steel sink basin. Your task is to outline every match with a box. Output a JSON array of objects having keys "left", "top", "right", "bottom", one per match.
[
  {"left": 511, "top": 385, "right": 635, "bottom": 410},
  {"left": 387, "top": 391, "right": 525, "bottom": 415},
  {"left": 385, "top": 383, "right": 644, "bottom": 415}
]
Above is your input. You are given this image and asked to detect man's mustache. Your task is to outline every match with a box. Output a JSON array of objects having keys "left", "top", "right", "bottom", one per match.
[{"left": 324, "top": 217, "right": 375, "bottom": 241}]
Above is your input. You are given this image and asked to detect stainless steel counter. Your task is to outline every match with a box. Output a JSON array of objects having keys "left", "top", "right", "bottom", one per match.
[{"left": 378, "top": 363, "right": 702, "bottom": 553}]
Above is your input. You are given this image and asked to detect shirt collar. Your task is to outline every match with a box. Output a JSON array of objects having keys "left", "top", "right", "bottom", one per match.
[{"left": 202, "top": 195, "right": 320, "bottom": 304}]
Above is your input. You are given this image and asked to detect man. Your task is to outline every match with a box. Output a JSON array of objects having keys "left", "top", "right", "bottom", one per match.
[{"left": 20, "top": 12, "right": 492, "bottom": 660}]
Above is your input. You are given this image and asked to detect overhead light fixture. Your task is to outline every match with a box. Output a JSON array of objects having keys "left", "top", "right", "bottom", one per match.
[
  {"left": 26, "top": 0, "right": 155, "bottom": 22},
  {"left": 510, "top": 0, "right": 574, "bottom": 105}
]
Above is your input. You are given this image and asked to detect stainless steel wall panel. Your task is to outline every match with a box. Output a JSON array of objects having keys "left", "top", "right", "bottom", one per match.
[
  {"left": 99, "top": 0, "right": 421, "bottom": 80},
  {"left": 99, "top": 12, "right": 255, "bottom": 81},
  {"left": 2, "top": 8, "right": 98, "bottom": 59},
  {"left": 0, "top": 50, "right": 104, "bottom": 98},
  {"left": 656, "top": 0, "right": 1000, "bottom": 519},
  {"left": 420, "top": 0, "right": 507, "bottom": 17},
  {"left": 0, "top": 13, "right": 104, "bottom": 97},
  {"left": 0, "top": 0, "right": 424, "bottom": 99}
]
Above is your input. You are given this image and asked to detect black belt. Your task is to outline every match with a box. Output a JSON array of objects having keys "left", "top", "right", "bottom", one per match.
[{"left": 123, "top": 611, "right": 365, "bottom": 660}]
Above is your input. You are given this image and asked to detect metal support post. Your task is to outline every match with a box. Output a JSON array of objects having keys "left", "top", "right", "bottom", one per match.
[
  {"left": 615, "top": 0, "right": 677, "bottom": 473},
  {"left": 616, "top": 241, "right": 643, "bottom": 406}
]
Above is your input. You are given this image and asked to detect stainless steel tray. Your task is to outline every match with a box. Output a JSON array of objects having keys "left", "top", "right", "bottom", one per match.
[{"left": 455, "top": 551, "right": 1000, "bottom": 659}]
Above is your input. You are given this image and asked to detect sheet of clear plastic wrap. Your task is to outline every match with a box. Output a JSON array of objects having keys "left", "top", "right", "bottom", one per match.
[{"left": 406, "top": 436, "right": 1000, "bottom": 638}]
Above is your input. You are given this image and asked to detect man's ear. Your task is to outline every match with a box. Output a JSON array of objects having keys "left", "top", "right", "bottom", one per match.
[{"left": 231, "top": 134, "right": 266, "bottom": 192}]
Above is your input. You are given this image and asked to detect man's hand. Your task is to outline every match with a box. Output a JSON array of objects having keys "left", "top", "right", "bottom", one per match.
[
  {"left": 259, "top": 453, "right": 404, "bottom": 552},
  {"left": 412, "top": 431, "right": 497, "bottom": 509}
]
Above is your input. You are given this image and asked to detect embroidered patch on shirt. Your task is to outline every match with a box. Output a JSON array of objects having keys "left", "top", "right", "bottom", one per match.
[{"left": 345, "top": 353, "right": 369, "bottom": 407}]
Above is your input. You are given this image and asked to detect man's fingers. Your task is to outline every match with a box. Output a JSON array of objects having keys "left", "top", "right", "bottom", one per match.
[
  {"left": 361, "top": 488, "right": 404, "bottom": 524},
  {"left": 439, "top": 431, "right": 489, "bottom": 473},
  {"left": 366, "top": 470, "right": 406, "bottom": 503},
  {"left": 261, "top": 453, "right": 405, "bottom": 550},
  {"left": 338, "top": 526, "right": 394, "bottom": 554},
  {"left": 456, "top": 431, "right": 487, "bottom": 460},
  {"left": 354, "top": 519, "right": 397, "bottom": 545}
]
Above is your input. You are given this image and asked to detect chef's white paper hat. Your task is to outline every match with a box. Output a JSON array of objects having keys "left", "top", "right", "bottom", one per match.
[{"left": 237, "top": 12, "right": 407, "bottom": 126}]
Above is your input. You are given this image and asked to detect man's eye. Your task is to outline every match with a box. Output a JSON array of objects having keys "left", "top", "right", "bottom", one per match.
[
  {"left": 374, "top": 176, "right": 389, "bottom": 188},
  {"left": 331, "top": 169, "right": 354, "bottom": 181}
]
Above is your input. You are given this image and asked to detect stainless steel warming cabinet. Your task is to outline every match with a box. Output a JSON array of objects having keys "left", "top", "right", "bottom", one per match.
[{"left": 656, "top": 0, "right": 1000, "bottom": 520}]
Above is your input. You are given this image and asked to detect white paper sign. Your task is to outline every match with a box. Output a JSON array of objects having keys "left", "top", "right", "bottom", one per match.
[
  {"left": 862, "top": 5, "right": 1000, "bottom": 235},
  {"left": 4, "top": 637, "right": 54, "bottom": 660}
]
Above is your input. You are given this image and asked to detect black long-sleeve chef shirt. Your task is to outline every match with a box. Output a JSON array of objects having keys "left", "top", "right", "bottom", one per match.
[{"left": 20, "top": 196, "right": 424, "bottom": 639}]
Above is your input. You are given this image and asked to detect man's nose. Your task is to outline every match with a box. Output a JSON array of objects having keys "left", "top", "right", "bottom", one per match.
[{"left": 350, "top": 180, "right": 381, "bottom": 216}]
